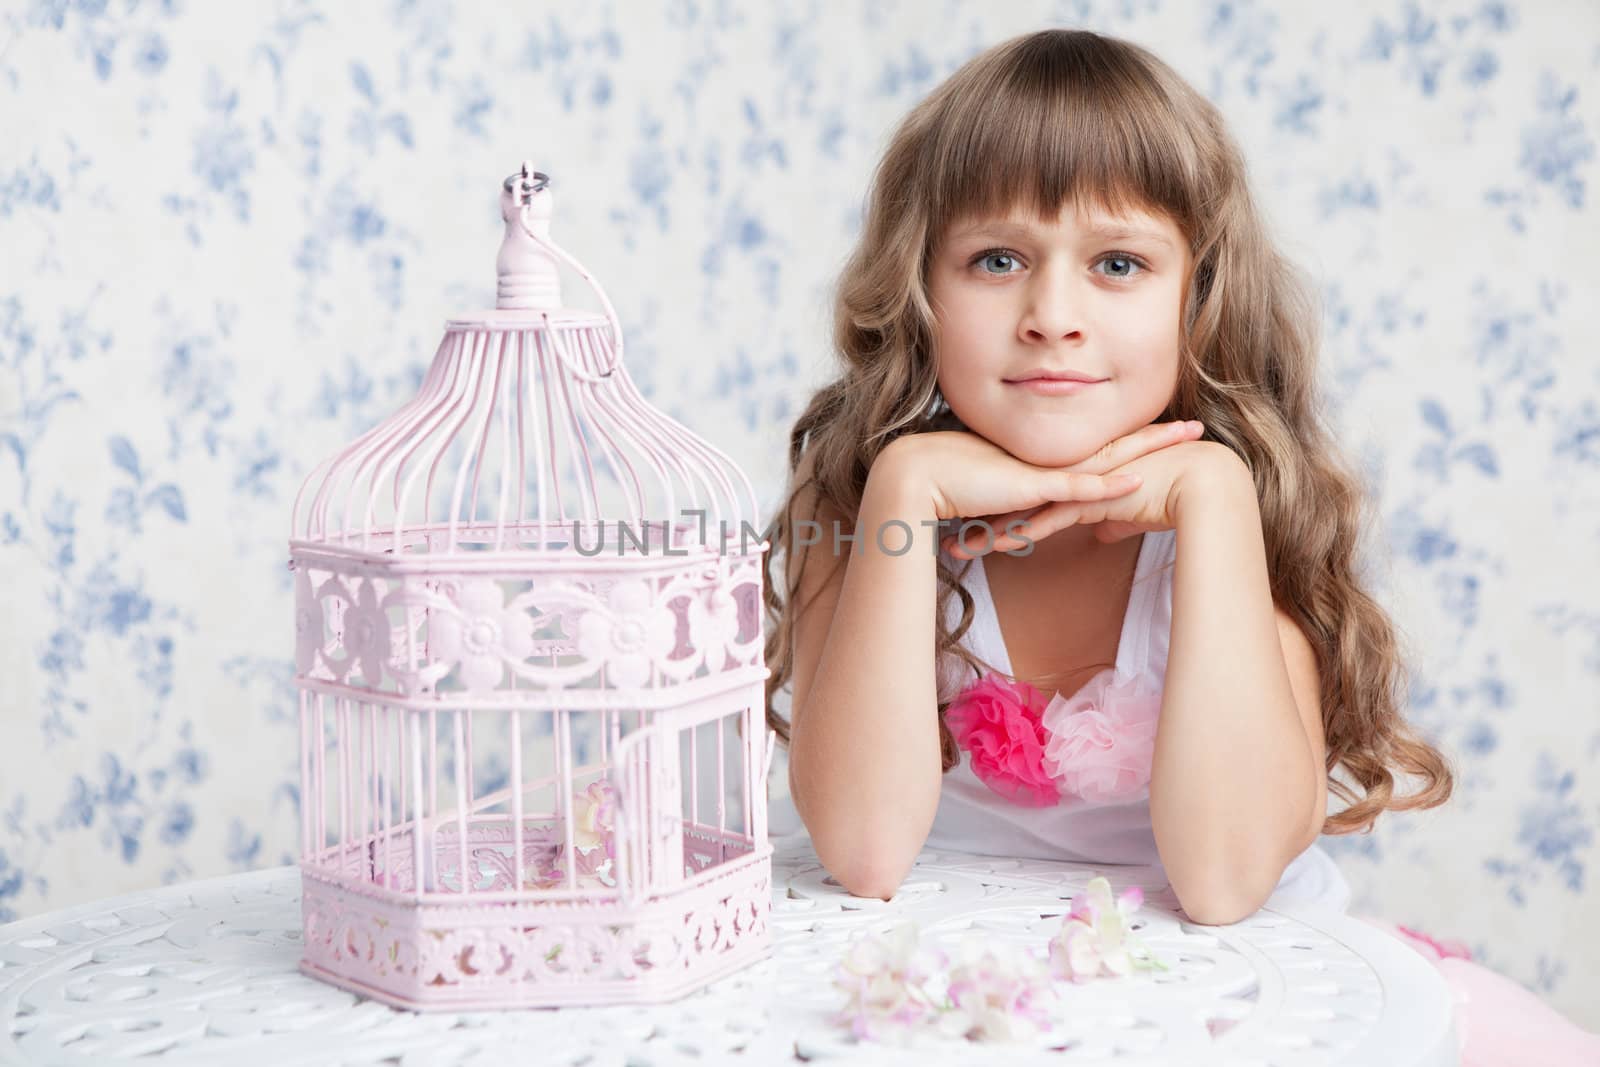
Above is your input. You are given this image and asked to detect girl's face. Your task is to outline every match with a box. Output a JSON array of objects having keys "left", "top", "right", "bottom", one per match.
[{"left": 927, "top": 200, "right": 1192, "bottom": 468}]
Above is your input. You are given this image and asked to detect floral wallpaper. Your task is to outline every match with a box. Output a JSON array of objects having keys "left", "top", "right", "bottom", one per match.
[{"left": 2, "top": 0, "right": 1596, "bottom": 1029}]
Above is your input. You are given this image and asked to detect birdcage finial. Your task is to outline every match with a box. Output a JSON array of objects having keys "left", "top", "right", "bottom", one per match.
[{"left": 497, "top": 163, "right": 559, "bottom": 310}]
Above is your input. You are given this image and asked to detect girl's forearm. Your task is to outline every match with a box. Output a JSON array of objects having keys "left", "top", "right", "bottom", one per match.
[
  {"left": 1149, "top": 465, "right": 1320, "bottom": 924},
  {"left": 787, "top": 456, "right": 945, "bottom": 900}
]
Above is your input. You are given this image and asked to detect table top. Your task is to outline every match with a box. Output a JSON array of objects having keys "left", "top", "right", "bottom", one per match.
[{"left": 0, "top": 835, "right": 1457, "bottom": 1066}]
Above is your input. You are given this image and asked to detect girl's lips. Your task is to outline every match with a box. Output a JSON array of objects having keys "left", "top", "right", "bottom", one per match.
[{"left": 1006, "top": 377, "right": 1105, "bottom": 395}]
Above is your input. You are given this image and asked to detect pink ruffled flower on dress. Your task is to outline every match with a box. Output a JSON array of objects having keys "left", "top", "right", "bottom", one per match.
[
  {"left": 1040, "top": 670, "right": 1162, "bottom": 804},
  {"left": 946, "top": 672, "right": 1059, "bottom": 807}
]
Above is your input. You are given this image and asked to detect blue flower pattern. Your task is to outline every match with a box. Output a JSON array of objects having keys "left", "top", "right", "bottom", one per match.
[{"left": 1, "top": 0, "right": 1596, "bottom": 1028}]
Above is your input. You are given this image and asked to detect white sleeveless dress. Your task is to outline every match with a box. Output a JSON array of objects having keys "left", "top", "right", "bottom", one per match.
[{"left": 929, "top": 526, "right": 1352, "bottom": 913}]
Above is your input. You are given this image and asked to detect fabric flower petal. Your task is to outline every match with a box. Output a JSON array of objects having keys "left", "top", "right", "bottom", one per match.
[
  {"left": 946, "top": 672, "right": 1059, "bottom": 807},
  {"left": 1039, "top": 671, "right": 1162, "bottom": 803}
]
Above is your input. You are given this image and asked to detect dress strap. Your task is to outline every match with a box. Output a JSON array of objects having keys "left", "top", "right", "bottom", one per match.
[
  {"left": 952, "top": 549, "right": 1008, "bottom": 678},
  {"left": 1121, "top": 529, "right": 1177, "bottom": 682}
]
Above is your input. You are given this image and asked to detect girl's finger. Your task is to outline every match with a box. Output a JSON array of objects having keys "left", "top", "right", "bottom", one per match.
[
  {"left": 946, "top": 471, "right": 1142, "bottom": 556},
  {"left": 1070, "top": 419, "right": 1202, "bottom": 476},
  {"left": 951, "top": 499, "right": 1080, "bottom": 557},
  {"left": 966, "top": 502, "right": 1049, "bottom": 546},
  {"left": 1043, "top": 469, "right": 1143, "bottom": 502},
  {"left": 948, "top": 501, "right": 1066, "bottom": 557},
  {"left": 1001, "top": 494, "right": 1131, "bottom": 552},
  {"left": 1008, "top": 500, "right": 1089, "bottom": 548},
  {"left": 944, "top": 468, "right": 1146, "bottom": 557}
]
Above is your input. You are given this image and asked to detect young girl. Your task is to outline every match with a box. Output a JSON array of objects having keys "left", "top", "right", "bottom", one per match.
[{"left": 760, "top": 28, "right": 1600, "bottom": 1064}]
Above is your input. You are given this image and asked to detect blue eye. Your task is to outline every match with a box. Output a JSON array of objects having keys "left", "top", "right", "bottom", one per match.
[
  {"left": 1095, "top": 254, "right": 1147, "bottom": 280},
  {"left": 973, "top": 249, "right": 1020, "bottom": 275}
]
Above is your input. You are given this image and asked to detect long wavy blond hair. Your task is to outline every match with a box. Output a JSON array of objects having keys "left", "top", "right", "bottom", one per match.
[{"left": 759, "top": 28, "right": 1452, "bottom": 835}]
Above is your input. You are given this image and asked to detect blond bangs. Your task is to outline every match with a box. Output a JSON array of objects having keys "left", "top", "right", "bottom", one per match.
[{"left": 920, "top": 34, "right": 1205, "bottom": 245}]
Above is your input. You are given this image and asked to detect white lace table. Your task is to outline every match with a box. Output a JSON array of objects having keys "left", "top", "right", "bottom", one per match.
[{"left": 0, "top": 835, "right": 1457, "bottom": 1066}]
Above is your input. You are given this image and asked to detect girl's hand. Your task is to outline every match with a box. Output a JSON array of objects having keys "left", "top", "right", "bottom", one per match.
[
  {"left": 873, "top": 419, "right": 1206, "bottom": 543},
  {"left": 943, "top": 433, "right": 1246, "bottom": 558}
]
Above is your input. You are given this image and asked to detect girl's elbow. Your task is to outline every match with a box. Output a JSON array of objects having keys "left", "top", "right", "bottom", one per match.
[
  {"left": 823, "top": 842, "right": 916, "bottom": 901},
  {"left": 838, "top": 867, "right": 904, "bottom": 902},
  {"left": 1172, "top": 870, "right": 1273, "bottom": 926},
  {"left": 1177, "top": 891, "right": 1257, "bottom": 927}
]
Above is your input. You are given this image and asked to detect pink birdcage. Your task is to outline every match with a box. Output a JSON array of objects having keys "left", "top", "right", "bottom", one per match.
[{"left": 289, "top": 163, "right": 776, "bottom": 1010}]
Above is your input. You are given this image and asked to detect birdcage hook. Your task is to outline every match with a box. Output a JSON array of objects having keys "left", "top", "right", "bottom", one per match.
[{"left": 504, "top": 163, "right": 551, "bottom": 205}]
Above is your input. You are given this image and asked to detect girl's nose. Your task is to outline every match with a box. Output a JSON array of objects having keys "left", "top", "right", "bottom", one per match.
[{"left": 1018, "top": 275, "right": 1085, "bottom": 344}]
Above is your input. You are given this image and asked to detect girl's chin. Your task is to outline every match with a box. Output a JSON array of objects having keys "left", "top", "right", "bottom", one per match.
[{"left": 995, "top": 436, "right": 1106, "bottom": 470}]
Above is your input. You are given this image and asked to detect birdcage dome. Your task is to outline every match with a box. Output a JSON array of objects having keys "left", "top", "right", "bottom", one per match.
[{"left": 292, "top": 164, "right": 762, "bottom": 565}]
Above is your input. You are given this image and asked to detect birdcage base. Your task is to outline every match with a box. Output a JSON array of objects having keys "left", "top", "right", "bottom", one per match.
[{"left": 299, "top": 846, "right": 772, "bottom": 1010}]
